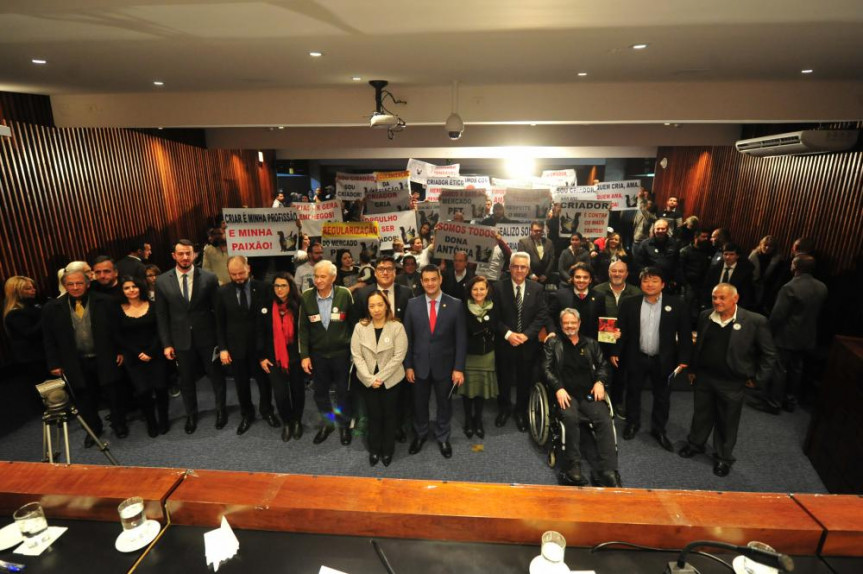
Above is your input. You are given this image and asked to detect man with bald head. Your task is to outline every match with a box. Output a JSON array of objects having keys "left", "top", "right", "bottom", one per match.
[
  {"left": 215, "top": 255, "right": 279, "bottom": 434},
  {"left": 679, "top": 283, "right": 776, "bottom": 477}
]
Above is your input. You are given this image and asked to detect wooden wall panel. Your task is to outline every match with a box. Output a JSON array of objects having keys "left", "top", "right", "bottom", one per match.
[
  {"left": 0, "top": 120, "right": 274, "bottom": 362},
  {"left": 652, "top": 146, "right": 863, "bottom": 277}
]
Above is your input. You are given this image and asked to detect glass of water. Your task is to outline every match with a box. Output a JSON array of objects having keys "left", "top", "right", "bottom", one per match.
[
  {"left": 118, "top": 497, "right": 146, "bottom": 537},
  {"left": 13, "top": 502, "right": 49, "bottom": 549}
]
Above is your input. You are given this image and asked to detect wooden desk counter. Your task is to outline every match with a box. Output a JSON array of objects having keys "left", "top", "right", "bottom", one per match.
[
  {"left": 166, "top": 470, "right": 824, "bottom": 554},
  {"left": 0, "top": 461, "right": 185, "bottom": 522},
  {"left": 794, "top": 493, "right": 863, "bottom": 556}
]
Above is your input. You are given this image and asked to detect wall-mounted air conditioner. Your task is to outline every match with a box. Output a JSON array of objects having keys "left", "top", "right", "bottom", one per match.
[{"left": 735, "top": 129, "right": 858, "bottom": 157}]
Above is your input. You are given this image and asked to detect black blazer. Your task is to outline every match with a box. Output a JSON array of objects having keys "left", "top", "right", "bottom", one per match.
[
  {"left": 492, "top": 279, "right": 551, "bottom": 351},
  {"left": 154, "top": 267, "right": 220, "bottom": 351},
  {"left": 353, "top": 283, "right": 412, "bottom": 322},
  {"left": 441, "top": 267, "right": 475, "bottom": 303},
  {"left": 42, "top": 292, "right": 121, "bottom": 388},
  {"left": 703, "top": 259, "right": 755, "bottom": 309},
  {"left": 549, "top": 288, "right": 607, "bottom": 340},
  {"left": 116, "top": 255, "right": 147, "bottom": 282},
  {"left": 692, "top": 307, "right": 776, "bottom": 385},
  {"left": 215, "top": 279, "right": 269, "bottom": 359},
  {"left": 517, "top": 237, "right": 555, "bottom": 279},
  {"left": 614, "top": 294, "right": 693, "bottom": 377},
  {"left": 4, "top": 303, "right": 45, "bottom": 363},
  {"left": 464, "top": 302, "right": 499, "bottom": 356}
]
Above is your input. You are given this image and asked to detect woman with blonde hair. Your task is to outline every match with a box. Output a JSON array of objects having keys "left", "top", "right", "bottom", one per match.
[
  {"left": 350, "top": 290, "right": 408, "bottom": 467},
  {"left": 3, "top": 275, "right": 46, "bottom": 379}
]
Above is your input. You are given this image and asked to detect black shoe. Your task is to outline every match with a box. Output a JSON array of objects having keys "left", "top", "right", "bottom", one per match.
[
  {"left": 281, "top": 425, "right": 292, "bottom": 442},
  {"left": 562, "top": 466, "right": 590, "bottom": 487},
  {"left": 713, "top": 461, "right": 731, "bottom": 477},
  {"left": 369, "top": 453, "right": 380, "bottom": 466},
  {"left": 146, "top": 420, "right": 159, "bottom": 438},
  {"left": 185, "top": 415, "right": 198, "bottom": 434},
  {"left": 651, "top": 430, "right": 674, "bottom": 452},
  {"left": 264, "top": 413, "right": 281, "bottom": 428},
  {"left": 292, "top": 422, "right": 304, "bottom": 440},
  {"left": 494, "top": 409, "right": 510, "bottom": 428},
  {"left": 748, "top": 400, "right": 781, "bottom": 415},
  {"left": 678, "top": 444, "right": 703, "bottom": 459},
  {"left": 313, "top": 425, "right": 334, "bottom": 444},
  {"left": 113, "top": 423, "right": 129, "bottom": 439},
  {"left": 463, "top": 424, "right": 474, "bottom": 439},
  {"left": 474, "top": 419, "right": 485, "bottom": 439},
  {"left": 215, "top": 408, "right": 228, "bottom": 429},
  {"left": 339, "top": 427, "right": 352, "bottom": 445},
  {"left": 438, "top": 440, "right": 452, "bottom": 458},
  {"left": 158, "top": 417, "right": 170, "bottom": 435},
  {"left": 408, "top": 436, "right": 427, "bottom": 455},
  {"left": 597, "top": 470, "right": 622, "bottom": 487},
  {"left": 236, "top": 417, "right": 253, "bottom": 435},
  {"left": 622, "top": 423, "right": 639, "bottom": 440},
  {"left": 394, "top": 428, "right": 407, "bottom": 443},
  {"left": 382, "top": 454, "right": 393, "bottom": 467},
  {"left": 514, "top": 414, "right": 528, "bottom": 433}
]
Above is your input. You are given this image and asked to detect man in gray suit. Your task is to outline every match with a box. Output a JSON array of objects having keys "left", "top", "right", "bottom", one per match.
[
  {"left": 679, "top": 283, "right": 776, "bottom": 477},
  {"left": 753, "top": 254, "right": 827, "bottom": 413},
  {"left": 155, "top": 239, "right": 227, "bottom": 434}
]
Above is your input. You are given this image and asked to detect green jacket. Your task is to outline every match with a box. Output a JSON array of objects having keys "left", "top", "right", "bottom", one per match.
[{"left": 298, "top": 286, "right": 355, "bottom": 359}]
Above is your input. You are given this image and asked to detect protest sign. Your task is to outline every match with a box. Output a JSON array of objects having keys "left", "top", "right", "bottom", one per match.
[
  {"left": 558, "top": 199, "right": 612, "bottom": 238},
  {"left": 416, "top": 202, "right": 440, "bottom": 230},
  {"left": 322, "top": 221, "right": 381, "bottom": 263},
  {"left": 375, "top": 170, "right": 411, "bottom": 192},
  {"left": 490, "top": 187, "right": 507, "bottom": 205},
  {"left": 439, "top": 189, "right": 488, "bottom": 221},
  {"left": 595, "top": 179, "right": 641, "bottom": 211},
  {"left": 223, "top": 208, "right": 301, "bottom": 257},
  {"left": 335, "top": 172, "right": 376, "bottom": 201},
  {"left": 497, "top": 222, "right": 533, "bottom": 252},
  {"left": 541, "top": 169, "right": 577, "bottom": 186},
  {"left": 553, "top": 185, "right": 597, "bottom": 202},
  {"left": 463, "top": 175, "right": 491, "bottom": 190},
  {"left": 365, "top": 188, "right": 412, "bottom": 214},
  {"left": 363, "top": 211, "right": 417, "bottom": 250},
  {"left": 432, "top": 222, "right": 498, "bottom": 264},
  {"left": 293, "top": 199, "right": 342, "bottom": 238},
  {"left": 503, "top": 188, "right": 553, "bottom": 221},
  {"left": 425, "top": 176, "right": 465, "bottom": 202},
  {"left": 406, "top": 159, "right": 436, "bottom": 184},
  {"left": 433, "top": 163, "right": 460, "bottom": 177}
]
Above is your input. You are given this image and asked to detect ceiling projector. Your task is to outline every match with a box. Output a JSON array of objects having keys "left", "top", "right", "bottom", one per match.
[{"left": 370, "top": 113, "right": 400, "bottom": 129}]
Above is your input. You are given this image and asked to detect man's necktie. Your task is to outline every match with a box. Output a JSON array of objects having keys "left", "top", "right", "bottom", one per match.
[
  {"left": 382, "top": 289, "right": 391, "bottom": 311},
  {"left": 721, "top": 267, "right": 731, "bottom": 284},
  {"left": 182, "top": 273, "right": 189, "bottom": 302},
  {"left": 429, "top": 299, "right": 437, "bottom": 333},
  {"left": 239, "top": 285, "right": 248, "bottom": 310},
  {"left": 578, "top": 292, "right": 586, "bottom": 300},
  {"left": 74, "top": 300, "right": 84, "bottom": 319},
  {"left": 515, "top": 285, "right": 523, "bottom": 333}
]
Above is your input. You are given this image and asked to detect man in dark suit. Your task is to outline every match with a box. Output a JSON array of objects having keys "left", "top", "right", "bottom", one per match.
[
  {"left": 441, "top": 250, "right": 475, "bottom": 302},
  {"left": 611, "top": 266, "right": 692, "bottom": 451},
  {"left": 679, "top": 283, "right": 776, "bottom": 476},
  {"left": 215, "top": 255, "right": 279, "bottom": 435},
  {"left": 493, "top": 251, "right": 552, "bottom": 431},
  {"left": 517, "top": 220, "right": 555, "bottom": 286},
  {"left": 634, "top": 219, "right": 681, "bottom": 292},
  {"left": 354, "top": 255, "right": 412, "bottom": 322},
  {"left": 116, "top": 241, "right": 150, "bottom": 282},
  {"left": 43, "top": 268, "right": 124, "bottom": 445},
  {"left": 155, "top": 239, "right": 227, "bottom": 434},
  {"left": 549, "top": 262, "right": 606, "bottom": 340},
  {"left": 403, "top": 264, "right": 467, "bottom": 458},
  {"left": 702, "top": 242, "right": 755, "bottom": 310}
]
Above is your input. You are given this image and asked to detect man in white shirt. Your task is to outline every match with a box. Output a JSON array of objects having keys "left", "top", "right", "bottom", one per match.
[{"left": 294, "top": 242, "right": 324, "bottom": 292}]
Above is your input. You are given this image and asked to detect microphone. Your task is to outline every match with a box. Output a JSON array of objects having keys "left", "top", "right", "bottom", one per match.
[{"left": 664, "top": 539, "right": 794, "bottom": 573}]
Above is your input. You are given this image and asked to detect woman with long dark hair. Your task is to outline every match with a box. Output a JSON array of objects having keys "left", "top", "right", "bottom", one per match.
[
  {"left": 459, "top": 275, "right": 499, "bottom": 439},
  {"left": 117, "top": 276, "right": 169, "bottom": 437},
  {"left": 258, "top": 272, "right": 305, "bottom": 441}
]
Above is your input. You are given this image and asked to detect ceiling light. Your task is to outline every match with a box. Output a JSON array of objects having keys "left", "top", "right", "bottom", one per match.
[
  {"left": 577, "top": 72, "right": 588, "bottom": 77},
  {"left": 801, "top": 69, "right": 813, "bottom": 74},
  {"left": 309, "top": 51, "right": 323, "bottom": 57},
  {"left": 352, "top": 76, "right": 362, "bottom": 81},
  {"left": 153, "top": 81, "right": 164, "bottom": 86},
  {"left": 631, "top": 43, "right": 649, "bottom": 50},
  {"left": 278, "top": 126, "right": 285, "bottom": 130},
  {"left": 32, "top": 59, "right": 47, "bottom": 65}
]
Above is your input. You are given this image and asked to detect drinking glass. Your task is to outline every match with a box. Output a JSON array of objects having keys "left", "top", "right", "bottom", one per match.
[
  {"left": 13, "top": 502, "right": 49, "bottom": 549},
  {"left": 118, "top": 497, "right": 146, "bottom": 537}
]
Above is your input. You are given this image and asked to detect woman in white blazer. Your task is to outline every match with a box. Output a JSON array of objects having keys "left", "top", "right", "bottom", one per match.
[{"left": 351, "top": 290, "right": 408, "bottom": 467}]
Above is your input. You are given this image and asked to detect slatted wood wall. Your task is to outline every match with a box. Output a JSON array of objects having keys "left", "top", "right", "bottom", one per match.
[
  {"left": 652, "top": 146, "right": 863, "bottom": 277},
  {"left": 0, "top": 119, "right": 274, "bottom": 325}
]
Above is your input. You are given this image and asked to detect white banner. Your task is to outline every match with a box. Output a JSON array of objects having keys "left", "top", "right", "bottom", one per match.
[
  {"left": 558, "top": 199, "right": 612, "bottom": 238},
  {"left": 223, "top": 208, "right": 301, "bottom": 257},
  {"left": 595, "top": 179, "right": 642, "bottom": 211},
  {"left": 416, "top": 202, "right": 440, "bottom": 230},
  {"left": 425, "top": 176, "right": 465, "bottom": 202},
  {"left": 364, "top": 189, "right": 412, "bottom": 214},
  {"left": 335, "top": 172, "right": 376, "bottom": 201},
  {"left": 439, "top": 189, "right": 488, "bottom": 221},
  {"left": 406, "top": 159, "right": 460, "bottom": 184},
  {"left": 541, "top": 169, "right": 577, "bottom": 186},
  {"left": 503, "top": 188, "right": 553, "bottom": 221},
  {"left": 490, "top": 187, "right": 507, "bottom": 205},
  {"left": 362, "top": 211, "right": 418, "bottom": 250},
  {"left": 492, "top": 177, "right": 532, "bottom": 188},
  {"left": 321, "top": 221, "right": 381, "bottom": 265},
  {"left": 553, "top": 185, "right": 597, "bottom": 202},
  {"left": 433, "top": 222, "right": 498, "bottom": 264},
  {"left": 463, "top": 175, "right": 491, "bottom": 190},
  {"left": 293, "top": 199, "right": 342, "bottom": 238},
  {"left": 375, "top": 170, "right": 411, "bottom": 192},
  {"left": 496, "top": 222, "right": 533, "bottom": 252}
]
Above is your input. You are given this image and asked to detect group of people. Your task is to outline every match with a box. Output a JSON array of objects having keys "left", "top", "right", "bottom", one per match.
[{"left": 1, "top": 188, "right": 828, "bottom": 486}]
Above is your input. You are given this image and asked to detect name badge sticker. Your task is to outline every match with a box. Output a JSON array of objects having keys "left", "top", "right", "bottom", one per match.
[
  {"left": 309, "top": 314, "right": 322, "bottom": 323},
  {"left": 733, "top": 323, "right": 742, "bottom": 330},
  {"left": 664, "top": 305, "right": 672, "bottom": 312},
  {"left": 331, "top": 312, "right": 342, "bottom": 321}
]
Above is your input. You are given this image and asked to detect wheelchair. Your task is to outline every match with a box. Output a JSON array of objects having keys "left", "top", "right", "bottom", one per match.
[{"left": 528, "top": 379, "right": 619, "bottom": 486}]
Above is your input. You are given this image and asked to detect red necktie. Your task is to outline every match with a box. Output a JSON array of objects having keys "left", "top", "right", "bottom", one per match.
[
  {"left": 579, "top": 293, "right": 586, "bottom": 300},
  {"left": 429, "top": 299, "right": 437, "bottom": 333}
]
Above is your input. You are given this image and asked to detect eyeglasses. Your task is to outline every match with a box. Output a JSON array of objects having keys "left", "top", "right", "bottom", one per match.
[{"left": 376, "top": 267, "right": 395, "bottom": 273}]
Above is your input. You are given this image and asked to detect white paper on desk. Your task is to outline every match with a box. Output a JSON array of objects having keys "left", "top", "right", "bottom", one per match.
[
  {"left": 204, "top": 517, "right": 240, "bottom": 572},
  {"left": 319, "top": 567, "right": 349, "bottom": 574},
  {"left": 14, "top": 526, "right": 68, "bottom": 556}
]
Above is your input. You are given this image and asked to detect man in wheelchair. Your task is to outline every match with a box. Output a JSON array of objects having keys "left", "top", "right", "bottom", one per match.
[{"left": 542, "top": 308, "right": 621, "bottom": 487}]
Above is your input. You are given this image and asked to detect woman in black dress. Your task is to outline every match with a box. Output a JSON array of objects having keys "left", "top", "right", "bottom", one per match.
[
  {"left": 3, "top": 276, "right": 47, "bottom": 384},
  {"left": 258, "top": 272, "right": 305, "bottom": 442},
  {"left": 117, "top": 276, "right": 169, "bottom": 437}
]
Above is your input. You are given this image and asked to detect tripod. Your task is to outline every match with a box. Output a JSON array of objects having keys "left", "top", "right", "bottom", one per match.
[{"left": 41, "top": 402, "right": 119, "bottom": 466}]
